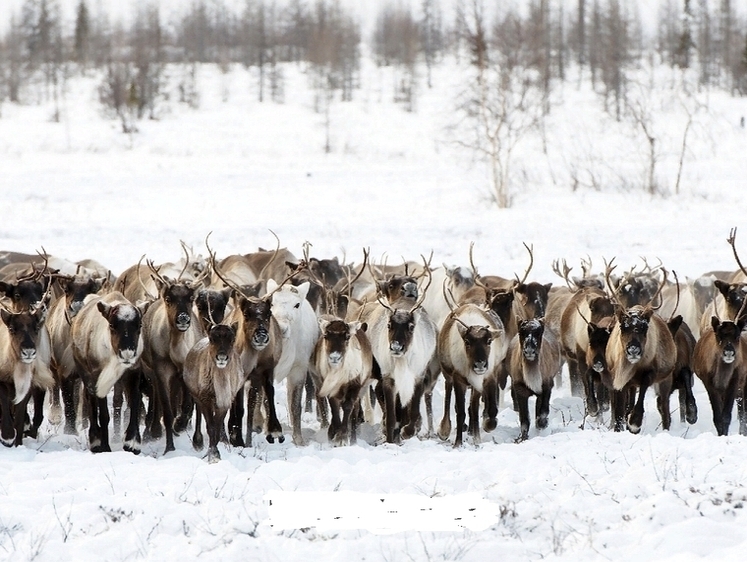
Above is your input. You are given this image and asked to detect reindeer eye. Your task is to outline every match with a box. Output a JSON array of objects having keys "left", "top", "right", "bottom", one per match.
[
  {"left": 165, "top": 297, "right": 172, "bottom": 304},
  {"left": 13, "top": 293, "right": 20, "bottom": 301},
  {"left": 294, "top": 303, "right": 300, "bottom": 309}
]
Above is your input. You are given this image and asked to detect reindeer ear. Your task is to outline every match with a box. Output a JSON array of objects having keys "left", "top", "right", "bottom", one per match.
[
  {"left": 57, "top": 277, "right": 71, "bottom": 294},
  {"left": 360, "top": 322, "right": 368, "bottom": 333},
  {"left": 0, "top": 309, "right": 11, "bottom": 327},
  {"left": 668, "top": 315, "right": 683, "bottom": 337},
  {"left": 456, "top": 322, "right": 468, "bottom": 338},
  {"left": 295, "top": 281, "right": 310, "bottom": 302},
  {"left": 136, "top": 300, "right": 151, "bottom": 317},
  {"left": 489, "top": 328, "right": 503, "bottom": 340},
  {"left": 376, "top": 280, "right": 387, "bottom": 294},
  {"left": 348, "top": 321, "right": 362, "bottom": 335},
  {"left": 152, "top": 276, "right": 166, "bottom": 294},
  {"left": 711, "top": 316, "right": 720, "bottom": 331},
  {"left": 318, "top": 318, "right": 330, "bottom": 333},
  {"left": 286, "top": 261, "right": 300, "bottom": 272},
  {"left": 266, "top": 279, "right": 279, "bottom": 293},
  {"left": 97, "top": 301, "right": 112, "bottom": 318},
  {"left": 544, "top": 283, "right": 553, "bottom": 292},
  {"left": 221, "top": 287, "right": 233, "bottom": 301},
  {"left": 715, "top": 280, "right": 730, "bottom": 297}
]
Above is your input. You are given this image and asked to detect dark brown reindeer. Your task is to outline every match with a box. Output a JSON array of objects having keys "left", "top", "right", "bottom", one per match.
[
  {"left": 0, "top": 304, "right": 54, "bottom": 447},
  {"left": 603, "top": 262, "right": 676, "bottom": 433},
  {"left": 207, "top": 238, "right": 290, "bottom": 447},
  {"left": 507, "top": 318, "right": 562, "bottom": 441},
  {"left": 310, "top": 316, "right": 373, "bottom": 446},
  {"left": 140, "top": 258, "right": 210, "bottom": 454},
  {"left": 694, "top": 315, "right": 747, "bottom": 436},
  {"left": 183, "top": 322, "right": 244, "bottom": 462},
  {"left": 70, "top": 291, "right": 149, "bottom": 453}
]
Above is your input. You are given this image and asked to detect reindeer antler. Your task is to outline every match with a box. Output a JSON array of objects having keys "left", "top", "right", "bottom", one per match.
[
  {"left": 257, "top": 229, "right": 281, "bottom": 281},
  {"left": 667, "top": 270, "right": 681, "bottom": 323},
  {"left": 728, "top": 227, "right": 747, "bottom": 278},
  {"left": 647, "top": 268, "right": 668, "bottom": 311},
  {"left": 206, "top": 232, "right": 254, "bottom": 301},
  {"left": 551, "top": 258, "right": 574, "bottom": 290},
  {"left": 514, "top": 242, "right": 534, "bottom": 286},
  {"left": 580, "top": 255, "right": 593, "bottom": 279}
]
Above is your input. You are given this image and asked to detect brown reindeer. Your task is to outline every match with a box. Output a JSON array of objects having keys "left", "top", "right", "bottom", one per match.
[
  {"left": 437, "top": 302, "right": 507, "bottom": 447},
  {"left": 71, "top": 291, "right": 149, "bottom": 453},
  {"left": 310, "top": 316, "right": 373, "bottom": 446},
  {"left": 694, "top": 316, "right": 747, "bottom": 435},
  {"left": 507, "top": 318, "right": 562, "bottom": 441},
  {"left": 603, "top": 262, "right": 676, "bottom": 433},
  {"left": 183, "top": 323, "right": 244, "bottom": 462},
  {"left": 0, "top": 305, "right": 54, "bottom": 446}
]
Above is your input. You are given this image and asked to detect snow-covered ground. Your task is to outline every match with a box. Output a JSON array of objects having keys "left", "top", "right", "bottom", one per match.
[{"left": 1, "top": 52, "right": 747, "bottom": 560}]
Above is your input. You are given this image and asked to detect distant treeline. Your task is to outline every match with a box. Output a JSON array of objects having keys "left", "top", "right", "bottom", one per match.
[{"left": 0, "top": 0, "right": 746, "bottom": 118}]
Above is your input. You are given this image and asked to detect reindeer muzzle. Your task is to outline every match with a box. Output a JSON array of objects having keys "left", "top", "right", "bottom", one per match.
[
  {"left": 214, "top": 353, "right": 229, "bottom": 369},
  {"left": 403, "top": 282, "right": 418, "bottom": 300},
  {"left": 723, "top": 345, "right": 736, "bottom": 365},
  {"left": 328, "top": 351, "right": 343, "bottom": 366},
  {"left": 473, "top": 361, "right": 488, "bottom": 376},
  {"left": 118, "top": 348, "right": 137, "bottom": 366},
  {"left": 69, "top": 300, "right": 85, "bottom": 317},
  {"left": 625, "top": 343, "right": 642, "bottom": 364},
  {"left": 20, "top": 348, "right": 36, "bottom": 364},
  {"left": 389, "top": 341, "right": 405, "bottom": 356},
  {"left": 252, "top": 330, "right": 270, "bottom": 350},
  {"left": 592, "top": 360, "right": 605, "bottom": 373},
  {"left": 175, "top": 312, "right": 191, "bottom": 332}
]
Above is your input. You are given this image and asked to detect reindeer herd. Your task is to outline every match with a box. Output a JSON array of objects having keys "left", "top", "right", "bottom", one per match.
[{"left": 0, "top": 228, "right": 746, "bottom": 462}]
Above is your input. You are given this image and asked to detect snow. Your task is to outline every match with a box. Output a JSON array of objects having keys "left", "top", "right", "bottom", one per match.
[{"left": 2, "top": 31, "right": 747, "bottom": 562}]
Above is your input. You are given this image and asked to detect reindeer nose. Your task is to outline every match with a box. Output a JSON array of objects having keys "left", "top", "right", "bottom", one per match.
[
  {"left": 176, "top": 312, "right": 191, "bottom": 331},
  {"left": 215, "top": 354, "right": 229, "bottom": 369},
  {"left": 328, "top": 351, "right": 343, "bottom": 366},
  {"left": 252, "top": 330, "right": 269, "bottom": 350},
  {"left": 626, "top": 343, "right": 642, "bottom": 363},
  {"left": 593, "top": 360, "right": 605, "bottom": 373},
  {"left": 723, "top": 345, "right": 736, "bottom": 364},
  {"left": 402, "top": 282, "right": 418, "bottom": 299},
  {"left": 119, "top": 349, "right": 137, "bottom": 365},
  {"left": 389, "top": 341, "right": 404, "bottom": 355},
  {"left": 20, "top": 348, "right": 36, "bottom": 364},
  {"left": 473, "top": 361, "right": 488, "bottom": 375}
]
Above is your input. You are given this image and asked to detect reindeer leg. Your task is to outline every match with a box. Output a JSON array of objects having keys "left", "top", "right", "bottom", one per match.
[
  {"left": 328, "top": 396, "right": 342, "bottom": 444},
  {"left": 567, "top": 357, "right": 584, "bottom": 398},
  {"left": 656, "top": 378, "right": 673, "bottom": 431},
  {"left": 682, "top": 368, "right": 698, "bottom": 425},
  {"left": 97, "top": 396, "right": 111, "bottom": 453},
  {"left": 25, "top": 387, "right": 44, "bottom": 439},
  {"left": 192, "top": 405, "right": 204, "bottom": 451},
  {"left": 468, "top": 388, "right": 481, "bottom": 445},
  {"left": 48, "top": 380, "right": 62, "bottom": 425},
  {"left": 628, "top": 376, "right": 653, "bottom": 434},
  {"left": 402, "top": 381, "right": 424, "bottom": 440},
  {"left": 153, "top": 371, "right": 175, "bottom": 454},
  {"left": 0, "top": 384, "right": 16, "bottom": 446},
  {"left": 263, "top": 369, "right": 285, "bottom": 444},
  {"left": 122, "top": 370, "right": 142, "bottom": 455},
  {"left": 304, "top": 373, "right": 314, "bottom": 414},
  {"left": 382, "top": 377, "right": 398, "bottom": 444},
  {"left": 610, "top": 389, "right": 626, "bottom": 432},
  {"left": 87, "top": 391, "right": 102, "bottom": 452},
  {"left": 722, "top": 378, "right": 739, "bottom": 437},
  {"left": 438, "top": 375, "right": 453, "bottom": 440},
  {"left": 204, "top": 407, "right": 220, "bottom": 463},
  {"left": 582, "top": 366, "right": 599, "bottom": 417},
  {"left": 229, "top": 386, "right": 246, "bottom": 447},
  {"left": 453, "top": 379, "right": 467, "bottom": 448},
  {"left": 13, "top": 393, "right": 32, "bottom": 447},
  {"left": 514, "top": 385, "right": 531, "bottom": 442},
  {"left": 482, "top": 375, "right": 498, "bottom": 432},
  {"left": 112, "top": 380, "right": 124, "bottom": 440},
  {"left": 536, "top": 384, "right": 552, "bottom": 430},
  {"left": 61, "top": 375, "right": 79, "bottom": 435}
]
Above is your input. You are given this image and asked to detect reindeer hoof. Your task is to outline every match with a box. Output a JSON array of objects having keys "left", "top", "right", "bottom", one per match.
[
  {"left": 163, "top": 443, "right": 175, "bottom": 455},
  {"left": 207, "top": 449, "right": 221, "bottom": 463},
  {"left": 123, "top": 440, "right": 141, "bottom": 455},
  {"left": 536, "top": 416, "right": 548, "bottom": 430},
  {"left": 482, "top": 418, "right": 497, "bottom": 432},
  {"left": 193, "top": 434, "right": 204, "bottom": 451}
]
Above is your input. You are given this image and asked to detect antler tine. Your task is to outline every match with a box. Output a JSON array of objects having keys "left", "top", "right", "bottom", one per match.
[
  {"left": 146, "top": 258, "right": 170, "bottom": 287},
  {"left": 176, "top": 240, "right": 191, "bottom": 282},
  {"left": 35, "top": 246, "right": 49, "bottom": 281},
  {"left": 265, "top": 266, "right": 304, "bottom": 300},
  {"left": 668, "top": 270, "right": 681, "bottom": 323},
  {"left": 205, "top": 232, "right": 253, "bottom": 301},
  {"left": 468, "top": 242, "right": 490, "bottom": 292},
  {"left": 515, "top": 242, "right": 534, "bottom": 286},
  {"left": 575, "top": 304, "right": 592, "bottom": 327},
  {"left": 135, "top": 255, "right": 158, "bottom": 301},
  {"left": 376, "top": 291, "right": 395, "bottom": 313},
  {"left": 409, "top": 255, "right": 433, "bottom": 313},
  {"left": 342, "top": 247, "right": 369, "bottom": 298},
  {"left": 441, "top": 278, "right": 458, "bottom": 314},
  {"left": 551, "top": 258, "right": 574, "bottom": 290},
  {"left": 257, "top": 229, "right": 281, "bottom": 281},
  {"left": 728, "top": 227, "right": 747, "bottom": 278},
  {"left": 648, "top": 267, "right": 668, "bottom": 311},
  {"left": 581, "top": 255, "right": 593, "bottom": 278},
  {"left": 603, "top": 257, "right": 625, "bottom": 310}
]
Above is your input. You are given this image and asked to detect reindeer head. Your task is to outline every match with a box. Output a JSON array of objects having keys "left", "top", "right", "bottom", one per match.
[
  {"left": 319, "top": 318, "right": 365, "bottom": 367},
  {"left": 456, "top": 322, "right": 502, "bottom": 376},
  {"left": 615, "top": 305, "right": 653, "bottom": 364},
  {"left": 236, "top": 296, "right": 272, "bottom": 351},
  {"left": 710, "top": 316, "right": 746, "bottom": 365},
  {"left": 386, "top": 309, "right": 416, "bottom": 357},
  {"left": 97, "top": 301, "right": 147, "bottom": 366},
  {"left": 377, "top": 274, "right": 418, "bottom": 303},
  {"left": 515, "top": 282, "right": 552, "bottom": 319},
  {"left": 207, "top": 322, "right": 238, "bottom": 369},
  {"left": 268, "top": 279, "right": 310, "bottom": 338},
  {"left": 715, "top": 280, "right": 747, "bottom": 322},
  {"left": 58, "top": 275, "right": 105, "bottom": 318},
  {"left": 156, "top": 280, "right": 196, "bottom": 332},
  {"left": 518, "top": 318, "right": 545, "bottom": 363},
  {"left": 0, "top": 275, "right": 53, "bottom": 313},
  {"left": 195, "top": 287, "right": 232, "bottom": 331},
  {"left": 1, "top": 306, "right": 46, "bottom": 364},
  {"left": 487, "top": 289, "right": 515, "bottom": 326}
]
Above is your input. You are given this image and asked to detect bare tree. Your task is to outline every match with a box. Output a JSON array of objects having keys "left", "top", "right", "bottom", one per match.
[
  {"left": 452, "top": 0, "right": 543, "bottom": 208},
  {"left": 73, "top": 0, "right": 91, "bottom": 71},
  {"left": 373, "top": 3, "right": 420, "bottom": 111}
]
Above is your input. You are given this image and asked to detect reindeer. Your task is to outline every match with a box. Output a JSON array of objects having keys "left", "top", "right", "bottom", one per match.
[
  {"left": 140, "top": 259, "right": 210, "bottom": 454},
  {"left": 507, "top": 318, "right": 562, "bottom": 441},
  {"left": 0, "top": 304, "right": 54, "bottom": 447},
  {"left": 310, "top": 316, "right": 373, "bottom": 445},
  {"left": 437, "top": 299, "right": 507, "bottom": 447},
  {"left": 603, "top": 262, "right": 676, "bottom": 433},
  {"left": 183, "top": 322, "right": 244, "bottom": 462},
  {"left": 45, "top": 272, "right": 107, "bottom": 434},
  {"left": 208, "top": 238, "right": 287, "bottom": 447},
  {"left": 71, "top": 292, "right": 149, "bottom": 453},
  {"left": 362, "top": 269, "right": 437, "bottom": 444},
  {"left": 694, "top": 315, "right": 747, "bottom": 435}
]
